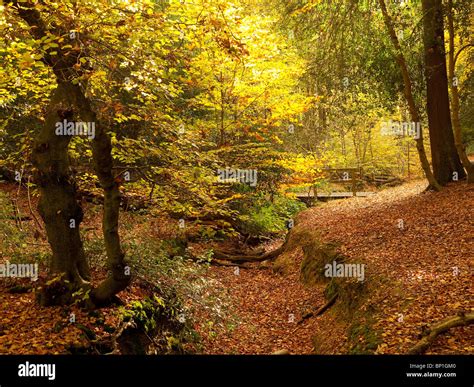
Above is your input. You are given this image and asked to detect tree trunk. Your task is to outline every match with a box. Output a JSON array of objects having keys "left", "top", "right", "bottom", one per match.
[
  {"left": 446, "top": 0, "right": 474, "bottom": 183},
  {"left": 13, "top": 1, "right": 130, "bottom": 306},
  {"left": 33, "top": 82, "right": 91, "bottom": 306},
  {"left": 422, "top": 0, "right": 466, "bottom": 185},
  {"left": 378, "top": 0, "right": 441, "bottom": 191},
  {"left": 68, "top": 85, "right": 132, "bottom": 306}
]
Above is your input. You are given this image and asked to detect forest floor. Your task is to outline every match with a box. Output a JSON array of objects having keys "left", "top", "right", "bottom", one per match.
[
  {"left": 199, "top": 180, "right": 473, "bottom": 354},
  {"left": 0, "top": 180, "right": 472, "bottom": 354}
]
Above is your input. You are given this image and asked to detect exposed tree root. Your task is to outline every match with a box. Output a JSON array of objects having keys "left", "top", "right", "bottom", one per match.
[
  {"left": 186, "top": 232, "right": 288, "bottom": 269},
  {"left": 296, "top": 293, "right": 339, "bottom": 326},
  {"left": 212, "top": 245, "right": 284, "bottom": 264},
  {"left": 211, "top": 233, "right": 290, "bottom": 264},
  {"left": 186, "top": 254, "right": 249, "bottom": 269},
  {"left": 408, "top": 312, "right": 474, "bottom": 354}
]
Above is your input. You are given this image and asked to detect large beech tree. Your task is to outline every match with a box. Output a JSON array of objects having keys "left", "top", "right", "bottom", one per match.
[{"left": 10, "top": 0, "right": 130, "bottom": 306}]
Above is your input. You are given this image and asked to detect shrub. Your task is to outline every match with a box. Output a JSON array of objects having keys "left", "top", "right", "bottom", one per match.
[{"left": 232, "top": 193, "right": 306, "bottom": 236}]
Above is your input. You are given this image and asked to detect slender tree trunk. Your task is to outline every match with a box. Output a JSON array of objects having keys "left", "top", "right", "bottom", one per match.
[
  {"left": 407, "top": 142, "right": 411, "bottom": 179},
  {"left": 378, "top": 0, "right": 441, "bottom": 191},
  {"left": 422, "top": 0, "right": 465, "bottom": 184},
  {"left": 219, "top": 71, "right": 225, "bottom": 146},
  {"left": 340, "top": 129, "right": 347, "bottom": 165},
  {"left": 446, "top": 0, "right": 474, "bottom": 183},
  {"left": 67, "top": 84, "right": 132, "bottom": 306}
]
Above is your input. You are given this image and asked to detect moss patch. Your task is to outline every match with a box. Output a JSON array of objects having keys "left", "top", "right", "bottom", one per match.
[
  {"left": 300, "top": 242, "right": 343, "bottom": 286},
  {"left": 347, "top": 313, "right": 382, "bottom": 354},
  {"left": 325, "top": 277, "right": 368, "bottom": 317}
]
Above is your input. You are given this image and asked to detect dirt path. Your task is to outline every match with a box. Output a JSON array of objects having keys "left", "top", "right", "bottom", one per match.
[{"left": 200, "top": 261, "right": 325, "bottom": 354}]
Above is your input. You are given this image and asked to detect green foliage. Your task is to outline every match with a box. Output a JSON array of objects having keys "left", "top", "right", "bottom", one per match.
[
  {"left": 84, "top": 231, "right": 232, "bottom": 340},
  {"left": 1, "top": 0, "right": 310, "bottom": 225},
  {"left": 84, "top": 229, "right": 228, "bottom": 351},
  {"left": 232, "top": 193, "right": 305, "bottom": 235},
  {"left": 119, "top": 296, "right": 168, "bottom": 334},
  {"left": 118, "top": 294, "right": 197, "bottom": 353},
  {"left": 71, "top": 287, "right": 91, "bottom": 306}
]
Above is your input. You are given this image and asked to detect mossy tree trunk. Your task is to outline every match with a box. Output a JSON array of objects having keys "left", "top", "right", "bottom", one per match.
[
  {"left": 70, "top": 87, "right": 131, "bottom": 306},
  {"left": 33, "top": 82, "right": 91, "bottom": 305}
]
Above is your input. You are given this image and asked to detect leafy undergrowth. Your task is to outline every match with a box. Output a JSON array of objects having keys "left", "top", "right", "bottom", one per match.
[
  {"left": 200, "top": 180, "right": 473, "bottom": 354},
  {"left": 0, "top": 182, "right": 228, "bottom": 355}
]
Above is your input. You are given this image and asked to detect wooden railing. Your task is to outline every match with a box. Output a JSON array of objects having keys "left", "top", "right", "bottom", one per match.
[{"left": 295, "top": 167, "right": 374, "bottom": 203}]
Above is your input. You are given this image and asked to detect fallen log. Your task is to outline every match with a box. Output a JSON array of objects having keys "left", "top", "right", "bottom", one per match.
[
  {"left": 408, "top": 311, "right": 474, "bottom": 354},
  {"left": 79, "top": 189, "right": 148, "bottom": 211},
  {"left": 212, "top": 244, "right": 285, "bottom": 264},
  {"left": 211, "top": 233, "right": 290, "bottom": 264}
]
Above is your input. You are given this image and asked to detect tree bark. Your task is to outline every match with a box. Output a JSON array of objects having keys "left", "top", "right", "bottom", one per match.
[
  {"left": 378, "top": 0, "right": 441, "bottom": 191},
  {"left": 446, "top": 0, "right": 474, "bottom": 183},
  {"left": 422, "top": 0, "right": 466, "bottom": 185},
  {"left": 67, "top": 86, "right": 132, "bottom": 306},
  {"left": 33, "top": 82, "right": 91, "bottom": 305}
]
